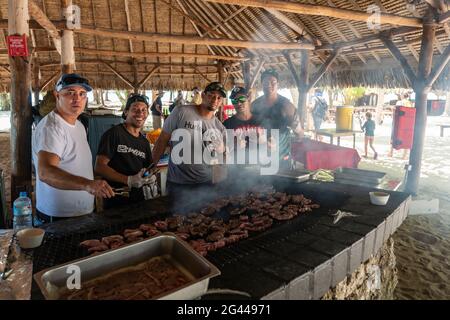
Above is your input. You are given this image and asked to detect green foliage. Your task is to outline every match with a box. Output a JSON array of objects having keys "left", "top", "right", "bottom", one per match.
[
  {"left": 114, "top": 90, "right": 128, "bottom": 110},
  {"left": 0, "top": 93, "right": 10, "bottom": 111},
  {"left": 342, "top": 87, "right": 365, "bottom": 106}
]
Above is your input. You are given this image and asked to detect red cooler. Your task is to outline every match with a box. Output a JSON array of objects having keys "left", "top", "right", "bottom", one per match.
[{"left": 392, "top": 106, "right": 416, "bottom": 150}]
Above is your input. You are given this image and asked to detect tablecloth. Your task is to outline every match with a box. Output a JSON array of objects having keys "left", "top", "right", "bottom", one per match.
[{"left": 291, "top": 139, "right": 360, "bottom": 170}]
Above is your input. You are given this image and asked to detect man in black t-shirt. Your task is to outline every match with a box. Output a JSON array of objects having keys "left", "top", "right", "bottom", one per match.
[
  {"left": 224, "top": 86, "right": 266, "bottom": 167},
  {"left": 95, "top": 93, "right": 154, "bottom": 208},
  {"left": 251, "top": 69, "right": 303, "bottom": 169},
  {"left": 151, "top": 91, "right": 164, "bottom": 129}
]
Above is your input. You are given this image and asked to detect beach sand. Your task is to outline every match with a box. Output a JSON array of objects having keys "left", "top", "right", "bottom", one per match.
[{"left": 1, "top": 114, "right": 450, "bottom": 299}]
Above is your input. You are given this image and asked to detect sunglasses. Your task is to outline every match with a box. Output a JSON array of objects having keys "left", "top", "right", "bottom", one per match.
[{"left": 231, "top": 96, "right": 248, "bottom": 105}]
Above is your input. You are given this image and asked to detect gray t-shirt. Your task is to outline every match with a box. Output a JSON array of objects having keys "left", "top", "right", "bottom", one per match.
[{"left": 163, "top": 105, "right": 226, "bottom": 184}]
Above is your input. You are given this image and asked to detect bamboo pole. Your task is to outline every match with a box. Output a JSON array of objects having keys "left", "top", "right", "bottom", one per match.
[
  {"left": 74, "top": 27, "right": 315, "bottom": 50},
  {"left": 204, "top": 0, "right": 422, "bottom": 27},
  {"left": 308, "top": 50, "right": 339, "bottom": 90},
  {"left": 28, "top": 0, "right": 61, "bottom": 54},
  {"left": 8, "top": 0, "right": 33, "bottom": 202}
]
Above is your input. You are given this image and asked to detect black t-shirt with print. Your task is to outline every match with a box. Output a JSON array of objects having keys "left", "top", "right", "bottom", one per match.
[
  {"left": 97, "top": 124, "right": 152, "bottom": 203},
  {"left": 223, "top": 115, "right": 265, "bottom": 166}
]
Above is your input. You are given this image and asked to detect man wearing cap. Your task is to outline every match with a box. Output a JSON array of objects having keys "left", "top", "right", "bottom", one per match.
[
  {"left": 251, "top": 69, "right": 303, "bottom": 169},
  {"left": 151, "top": 82, "right": 227, "bottom": 214},
  {"left": 95, "top": 93, "right": 155, "bottom": 209},
  {"left": 151, "top": 91, "right": 164, "bottom": 129},
  {"left": 32, "top": 73, "right": 115, "bottom": 222}
]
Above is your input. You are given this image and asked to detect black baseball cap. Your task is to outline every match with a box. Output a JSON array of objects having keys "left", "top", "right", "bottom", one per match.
[
  {"left": 204, "top": 82, "right": 226, "bottom": 98},
  {"left": 55, "top": 73, "right": 93, "bottom": 92},
  {"left": 261, "top": 69, "right": 279, "bottom": 82},
  {"left": 229, "top": 86, "right": 248, "bottom": 100}
]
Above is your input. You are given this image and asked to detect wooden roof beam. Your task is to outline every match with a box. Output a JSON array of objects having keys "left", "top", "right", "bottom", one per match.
[
  {"left": 426, "top": 44, "right": 450, "bottom": 88},
  {"left": 316, "top": 26, "right": 419, "bottom": 51},
  {"left": 73, "top": 27, "right": 315, "bottom": 50},
  {"left": 17, "top": 47, "right": 248, "bottom": 61},
  {"left": 28, "top": 0, "right": 61, "bottom": 54},
  {"left": 380, "top": 36, "right": 417, "bottom": 85},
  {"left": 203, "top": 0, "right": 423, "bottom": 28},
  {"left": 308, "top": 50, "right": 339, "bottom": 90},
  {"left": 265, "top": 9, "right": 320, "bottom": 46},
  {"left": 137, "top": 64, "right": 160, "bottom": 88},
  {"left": 103, "top": 62, "right": 134, "bottom": 89}
]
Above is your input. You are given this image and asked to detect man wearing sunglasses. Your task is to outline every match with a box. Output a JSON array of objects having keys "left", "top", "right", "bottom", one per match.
[
  {"left": 32, "top": 74, "right": 115, "bottom": 222},
  {"left": 251, "top": 69, "right": 303, "bottom": 169},
  {"left": 151, "top": 82, "right": 227, "bottom": 214},
  {"left": 95, "top": 94, "right": 155, "bottom": 208}
]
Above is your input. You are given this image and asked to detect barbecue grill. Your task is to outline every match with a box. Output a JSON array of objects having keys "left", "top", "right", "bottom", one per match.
[{"left": 31, "top": 175, "right": 410, "bottom": 300}]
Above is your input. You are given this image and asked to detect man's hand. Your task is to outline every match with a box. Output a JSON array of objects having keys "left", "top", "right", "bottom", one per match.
[
  {"left": 143, "top": 174, "right": 157, "bottom": 185},
  {"left": 127, "top": 169, "right": 146, "bottom": 188},
  {"left": 86, "top": 180, "right": 115, "bottom": 198}
]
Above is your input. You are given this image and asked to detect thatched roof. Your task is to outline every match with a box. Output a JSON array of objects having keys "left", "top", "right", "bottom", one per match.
[{"left": 1, "top": 0, "right": 450, "bottom": 92}]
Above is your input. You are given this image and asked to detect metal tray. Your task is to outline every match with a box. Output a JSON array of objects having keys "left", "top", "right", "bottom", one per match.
[
  {"left": 33, "top": 234, "right": 220, "bottom": 300},
  {"left": 274, "top": 169, "right": 311, "bottom": 182},
  {"left": 334, "top": 167, "right": 386, "bottom": 184}
]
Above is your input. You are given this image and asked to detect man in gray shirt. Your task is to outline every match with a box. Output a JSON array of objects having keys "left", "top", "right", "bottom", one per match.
[{"left": 152, "top": 82, "right": 227, "bottom": 214}]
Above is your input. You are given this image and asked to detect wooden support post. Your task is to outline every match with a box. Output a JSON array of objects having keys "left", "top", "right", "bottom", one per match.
[
  {"left": 298, "top": 50, "right": 310, "bottom": 125},
  {"left": 61, "top": 1, "right": 75, "bottom": 74},
  {"left": 240, "top": 61, "right": 251, "bottom": 89},
  {"left": 32, "top": 61, "right": 40, "bottom": 106},
  {"left": 218, "top": 61, "right": 224, "bottom": 84},
  {"left": 132, "top": 59, "right": 138, "bottom": 93},
  {"left": 8, "top": 0, "right": 33, "bottom": 202},
  {"left": 406, "top": 18, "right": 436, "bottom": 195}
]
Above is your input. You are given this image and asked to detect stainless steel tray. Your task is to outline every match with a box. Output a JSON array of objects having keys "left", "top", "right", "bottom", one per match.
[
  {"left": 33, "top": 234, "right": 220, "bottom": 300},
  {"left": 274, "top": 169, "right": 311, "bottom": 182},
  {"left": 334, "top": 167, "right": 386, "bottom": 184}
]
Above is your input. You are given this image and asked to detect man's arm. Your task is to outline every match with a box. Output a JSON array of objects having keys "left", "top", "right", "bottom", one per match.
[
  {"left": 94, "top": 155, "right": 128, "bottom": 185},
  {"left": 282, "top": 100, "right": 304, "bottom": 137},
  {"left": 38, "top": 151, "right": 114, "bottom": 198},
  {"left": 152, "top": 131, "right": 171, "bottom": 165}
]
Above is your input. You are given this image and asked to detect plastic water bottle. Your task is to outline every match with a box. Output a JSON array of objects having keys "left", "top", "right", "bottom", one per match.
[{"left": 13, "top": 192, "right": 33, "bottom": 231}]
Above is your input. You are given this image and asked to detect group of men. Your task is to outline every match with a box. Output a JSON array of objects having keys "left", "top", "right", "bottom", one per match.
[{"left": 32, "top": 68, "right": 303, "bottom": 221}]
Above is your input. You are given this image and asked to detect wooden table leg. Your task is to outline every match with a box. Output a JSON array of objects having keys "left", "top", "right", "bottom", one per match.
[
  {"left": 337, "top": 137, "right": 340, "bottom": 146},
  {"left": 330, "top": 136, "right": 333, "bottom": 145},
  {"left": 353, "top": 134, "right": 356, "bottom": 149},
  {"left": 441, "top": 126, "right": 444, "bottom": 137}
]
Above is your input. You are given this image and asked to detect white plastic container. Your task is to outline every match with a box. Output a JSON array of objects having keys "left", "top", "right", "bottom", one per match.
[{"left": 369, "top": 191, "right": 390, "bottom": 206}]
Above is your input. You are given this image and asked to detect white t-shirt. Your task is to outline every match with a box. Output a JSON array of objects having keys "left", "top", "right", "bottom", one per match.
[{"left": 32, "top": 111, "right": 94, "bottom": 217}]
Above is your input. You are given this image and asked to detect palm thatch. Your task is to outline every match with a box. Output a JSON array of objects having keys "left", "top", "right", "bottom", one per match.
[{"left": 1, "top": 0, "right": 450, "bottom": 92}]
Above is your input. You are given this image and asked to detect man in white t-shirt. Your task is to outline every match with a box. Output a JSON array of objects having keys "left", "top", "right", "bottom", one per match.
[{"left": 32, "top": 74, "right": 114, "bottom": 222}]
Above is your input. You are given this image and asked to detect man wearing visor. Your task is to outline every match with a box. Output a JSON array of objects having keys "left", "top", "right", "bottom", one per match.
[
  {"left": 32, "top": 74, "right": 115, "bottom": 222},
  {"left": 95, "top": 93, "right": 155, "bottom": 209}
]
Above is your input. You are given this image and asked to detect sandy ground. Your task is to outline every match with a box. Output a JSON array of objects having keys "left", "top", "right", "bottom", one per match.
[
  {"left": 0, "top": 113, "right": 449, "bottom": 299},
  {"left": 323, "top": 114, "right": 450, "bottom": 300}
]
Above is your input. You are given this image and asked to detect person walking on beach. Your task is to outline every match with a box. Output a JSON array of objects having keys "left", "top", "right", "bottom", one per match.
[{"left": 360, "top": 112, "right": 378, "bottom": 159}]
